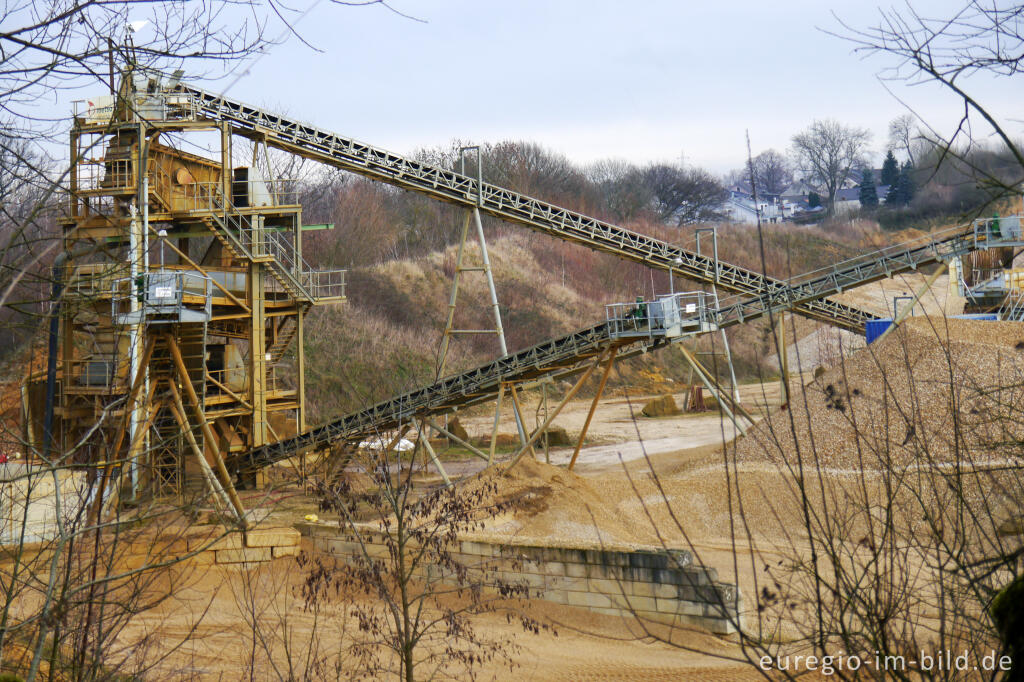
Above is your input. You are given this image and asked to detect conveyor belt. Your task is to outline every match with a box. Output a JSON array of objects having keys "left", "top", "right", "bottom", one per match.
[
  {"left": 227, "top": 320, "right": 659, "bottom": 472},
  {"left": 712, "top": 221, "right": 980, "bottom": 326},
  {"left": 176, "top": 84, "right": 875, "bottom": 333},
  {"left": 227, "top": 220, "right": 995, "bottom": 474},
  {"left": 177, "top": 82, "right": 1008, "bottom": 474}
]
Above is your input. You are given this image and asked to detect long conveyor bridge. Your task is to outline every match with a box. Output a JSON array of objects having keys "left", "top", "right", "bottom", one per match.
[
  {"left": 176, "top": 84, "right": 874, "bottom": 333},
  {"left": 227, "top": 214, "right": 1024, "bottom": 473}
]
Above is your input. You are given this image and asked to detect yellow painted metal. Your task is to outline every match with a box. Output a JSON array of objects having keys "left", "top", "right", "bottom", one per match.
[{"left": 40, "top": 95, "right": 340, "bottom": 500}]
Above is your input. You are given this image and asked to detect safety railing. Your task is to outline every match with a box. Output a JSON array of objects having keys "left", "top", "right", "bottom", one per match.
[
  {"left": 64, "top": 263, "right": 128, "bottom": 298},
  {"left": 606, "top": 292, "right": 717, "bottom": 340},
  {"left": 111, "top": 270, "right": 212, "bottom": 325},
  {"left": 999, "top": 290, "right": 1024, "bottom": 321},
  {"left": 73, "top": 91, "right": 201, "bottom": 125},
  {"left": 176, "top": 181, "right": 223, "bottom": 213},
  {"left": 232, "top": 178, "right": 300, "bottom": 207},
  {"left": 256, "top": 228, "right": 346, "bottom": 301},
  {"left": 300, "top": 268, "right": 346, "bottom": 300},
  {"left": 76, "top": 158, "right": 134, "bottom": 194},
  {"left": 973, "top": 215, "right": 1024, "bottom": 246},
  {"left": 176, "top": 180, "right": 300, "bottom": 213},
  {"left": 70, "top": 354, "right": 126, "bottom": 388}
]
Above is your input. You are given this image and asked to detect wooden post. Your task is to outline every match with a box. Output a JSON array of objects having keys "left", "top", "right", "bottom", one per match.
[
  {"left": 166, "top": 334, "right": 248, "bottom": 527},
  {"left": 506, "top": 349, "right": 607, "bottom": 470},
  {"left": 167, "top": 380, "right": 233, "bottom": 513},
  {"left": 568, "top": 347, "right": 618, "bottom": 471}
]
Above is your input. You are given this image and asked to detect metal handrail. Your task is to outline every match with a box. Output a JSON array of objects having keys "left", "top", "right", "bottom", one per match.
[
  {"left": 605, "top": 292, "right": 716, "bottom": 339},
  {"left": 709, "top": 218, "right": 1024, "bottom": 323},
  {"left": 110, "top": 271, "right": 212, "bottom": 324}
]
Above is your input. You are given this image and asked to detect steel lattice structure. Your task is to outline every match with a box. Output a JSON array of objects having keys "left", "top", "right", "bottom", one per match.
[{"left": 176, "top": 84, "right": 876, "bottom": 333}]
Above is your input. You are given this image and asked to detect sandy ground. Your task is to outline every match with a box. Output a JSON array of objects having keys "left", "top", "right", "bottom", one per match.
[
  {"left": 453, "top": 379, "right": 787, "bottom": 473},
  {"left": 124, "top": 553, "right": 767, "bottom": 681},
  {"left": 98, "top": 380, "right": 801, "bottom": 681},
  {"left": 22, "top": 272, "right": 978, "bottom": 680}
]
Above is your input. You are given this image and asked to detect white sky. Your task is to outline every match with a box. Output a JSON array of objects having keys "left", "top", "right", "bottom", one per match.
[{"left": 188, "top": 1, "right": 1023, "bottom": 174}]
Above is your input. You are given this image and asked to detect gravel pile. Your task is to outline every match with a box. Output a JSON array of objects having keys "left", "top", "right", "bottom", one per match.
[{"left": 736, "top": 317, "right": 1024, "bottom": 470}]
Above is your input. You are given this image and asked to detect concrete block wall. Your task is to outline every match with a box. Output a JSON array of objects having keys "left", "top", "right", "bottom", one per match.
[
  {"left": 0, "top": 465, "right": 88, "bottom": 544},
  {"left": 122, "top": 526, "right": 300, "bottom": 569},
  {"left": 299, "top": 523, "right": 742, "bottom": 635}
]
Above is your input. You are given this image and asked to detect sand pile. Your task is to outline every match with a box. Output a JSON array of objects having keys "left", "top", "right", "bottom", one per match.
[
  {"left": 464, "top": 457, "right": 667, "bottom": 548},
  {"left": 737, "top": 317, "right": 1024, "bottom": 470}
]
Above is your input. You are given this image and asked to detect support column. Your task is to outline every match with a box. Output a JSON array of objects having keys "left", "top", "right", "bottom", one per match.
[
  {"left": 777, "top": 314, "right": 789, "bottom": 406},
  {"left": 473, "top": 207, "right": 506, "bottom": 356},
  {"left": 568, "top": 347, "right": 618, "bottom": 471},
  {"left": 250, "top": 259, "right": 268, "bottom": 449},
  {"left": 297, "top": 306, "right": 306, "bottom": 432},
  {"left": 506, "top": 350, "right": 607, "bottom": 469},
  {"left": 418, "top": 421, "right": 451, "bottom": 487}
]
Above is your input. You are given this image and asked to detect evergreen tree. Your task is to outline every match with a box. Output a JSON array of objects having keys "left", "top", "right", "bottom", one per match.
[
  {"left": 885, "top": 163, "right": 915, "bottom": 206},
  {"left": 880, "top": 150, "right": 899, "bottom": 186},
  {"left": 858, "top": 168, "right": 879, "bottom": 209},
  {"left": 808, "top": 191, "right": 821, "bottom": 208}
]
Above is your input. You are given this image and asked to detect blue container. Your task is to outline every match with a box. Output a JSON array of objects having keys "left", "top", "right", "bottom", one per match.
[
  {"left": 866, "top": 314, "right": 999, "bottom": 344},
  {"left": 865, "top": 318, "right": 893, "bottom": 344}
]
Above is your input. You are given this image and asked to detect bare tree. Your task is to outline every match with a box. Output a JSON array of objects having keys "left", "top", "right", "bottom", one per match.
[
  {"left": 586, "top": 158, "right": 652, "bottom": 222},
  {"left": 308, "top": 444, "right": 551, "bottom": 681},
  {"left": 643, "top": 163, "right": 728, "bottom": 225},
  {"left": 751, "top": 149, "right": 792, "bottom": 195},
  {"left": 888, "top": 114, "right": 919, "bottom": 166},
  {"left": 837, "top": 1, "right": 1024, "bottom": 208},
  {"left": 0, "top": 2, "right": 403, "bottom": 679},
  {"left": 791, "top": 119, "right": 872, "bottom": 211}
]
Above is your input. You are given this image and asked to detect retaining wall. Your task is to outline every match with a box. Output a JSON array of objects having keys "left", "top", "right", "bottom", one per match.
[
  {"left": 299, "top": 523, "right": 742, "bottom": 635},
  {"left": 0, "top": 464, "right": 88, "bottom": 544}
]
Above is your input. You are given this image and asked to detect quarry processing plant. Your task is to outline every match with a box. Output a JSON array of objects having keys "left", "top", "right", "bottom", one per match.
[{"left": 22, "top": 67, "right": 1024, "bottom": 520}]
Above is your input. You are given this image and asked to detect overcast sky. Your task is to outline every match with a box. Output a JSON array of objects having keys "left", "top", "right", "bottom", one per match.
[{"left": 202, "top": 0, "right": 1022, "bottom": 174}]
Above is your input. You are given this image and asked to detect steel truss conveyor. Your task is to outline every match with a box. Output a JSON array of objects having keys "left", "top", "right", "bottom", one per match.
[
  {"left": 227, "top": 319, "right": 665, "bottom": 473},
  {"left": 175, "top": 84, "right": 874, "bottom": 333},
  {"left": 227, "top": 216, "right": 1013, "bottom": 474},
  {"left": 710, "top": 219, "right": 1000, "bottom": 327}
]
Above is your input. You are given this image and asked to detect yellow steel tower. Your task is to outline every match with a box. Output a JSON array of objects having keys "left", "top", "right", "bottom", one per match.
[{"left": 31, "top": 69, "right": 344, "bottom": 505}]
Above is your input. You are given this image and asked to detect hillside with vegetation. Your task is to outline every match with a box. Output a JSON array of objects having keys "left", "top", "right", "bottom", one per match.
[{"left": 290, "top": 141, "right": 878, "bottom": 421}]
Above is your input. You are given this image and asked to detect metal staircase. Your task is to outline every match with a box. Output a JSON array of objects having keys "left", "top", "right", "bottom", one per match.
[
  {"left": 174, "top": 84, "right": 874, "bottom": 333},
  {"left": 198, "top": 191, "right": 344, "bottom": 303},
  {"left": 150, "top": 325, "right": 207, "bottom": 491},
  {"left": 266, "top": 316, "right": 300, "bottom": 365}
]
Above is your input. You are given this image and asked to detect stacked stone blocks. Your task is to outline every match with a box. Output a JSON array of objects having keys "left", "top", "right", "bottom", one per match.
[{"left": 299, "top": 523, "right": 741, "bottom": 635}]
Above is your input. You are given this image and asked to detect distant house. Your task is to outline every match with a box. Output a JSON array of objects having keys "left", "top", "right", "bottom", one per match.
[
  {"left": 780, "top": 179, "right": 817, "bottom": 205},
  {"left": 726, "top": 188, "right": 801, "bottom": 224},
  {"left": 848, "top": 168, "right": 886, "bottom": 186},
  {"left": 834, "top": 187, "right": 862, "bottom": 214},
  {"left": 834, "top": 185, "right": 891, "bottom": 215}
]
